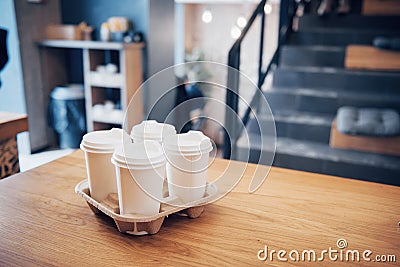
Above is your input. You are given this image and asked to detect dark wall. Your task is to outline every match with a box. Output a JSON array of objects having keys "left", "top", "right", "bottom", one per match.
[
  {"left": 60, "top": 0, "right": 148, "bottom": 41},
  {"left": 146, "top": 0, "right": 175, "bottom": 122},
  {"left": 13, "top": 0, "right": 62, "bottom": 152}
]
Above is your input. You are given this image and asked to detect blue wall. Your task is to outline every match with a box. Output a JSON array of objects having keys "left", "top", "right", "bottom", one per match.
[
  {"left": 61, "top": 0, "right": 149, "bottom": 41},
  {"left": 61, "top": 0, "right": 176, "bottom": 123},
  {"left": 0, "top": 0, "right": 26, "bottom": 114},
  {"left": 60, "top": 0, "right": 150, "bottom": 82},
  {"left": 0, "top": 0, "right": 30, "bottom": 154}
]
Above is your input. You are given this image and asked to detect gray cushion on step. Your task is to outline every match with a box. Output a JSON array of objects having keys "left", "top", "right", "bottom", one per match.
[{"left": 337, "top": 106, "right": 400, "bottom": 136}]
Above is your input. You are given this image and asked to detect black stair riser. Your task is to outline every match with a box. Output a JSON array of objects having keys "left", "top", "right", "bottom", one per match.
[
  {"left": 280, "top": 46, "right": 345, "bottom": 68},
  {"left": 236, "top": 145, "right": 400, "bottom": 186},
  {"left": 289, "top": 31, "right": 400, "bottom": 46},
  {"left": 266, "top": 92, "right": 337, "bottom": 114},
  {"left": 247, "top": 117, "right": 331, "bottom": 143},
  {"left": 273, "top": 153, "right": 400, "bottom": 186},
  {"left": 265, "top": 92, "right": 400, "bottom": 114},
  {"left": 273, "top": 68, "right": 400, "bottom": 92},
  {"left": 298, "top": 15, "right": 400, "bottom": 30}
]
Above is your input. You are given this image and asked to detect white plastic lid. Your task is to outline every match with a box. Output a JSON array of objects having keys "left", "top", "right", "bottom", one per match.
[
  {"left": 163, "top": 130, "right": 213, "bottom": 156},
  {"left": 80, "top": 128, "right": 124, "bottom": 153},
  {"left": 112, "top": 140, "right": 165, "bottom": 169},
  {"left": 130, "top": 120, "right": 176, "bottom": 142}
]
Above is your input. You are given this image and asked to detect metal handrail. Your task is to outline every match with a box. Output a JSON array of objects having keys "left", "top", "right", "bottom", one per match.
[{"left": 223, "top": 0, "right": 295, "bottom": 159}]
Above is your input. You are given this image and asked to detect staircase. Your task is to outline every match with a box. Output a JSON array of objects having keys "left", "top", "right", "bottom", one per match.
[{"left": 237, "top": 13, "right": 400, "bottom": 185}]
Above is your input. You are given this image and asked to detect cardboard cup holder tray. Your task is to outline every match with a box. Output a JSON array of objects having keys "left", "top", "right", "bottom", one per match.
[{"left": 75, "top": 180, "right": 218, "bottom": 235}]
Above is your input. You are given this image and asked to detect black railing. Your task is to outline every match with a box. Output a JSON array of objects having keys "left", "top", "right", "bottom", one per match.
[{"left": 223, "top": 0, "right": 296, "bottom": 159}]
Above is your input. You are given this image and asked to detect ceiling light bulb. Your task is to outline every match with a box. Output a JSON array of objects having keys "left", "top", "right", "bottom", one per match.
[
  {"left": 231, "top": 25, "right": 241, "bottom": 39},
  {"left": 237, "top": 16, "right": 247, "bottom": 28},
  {"left": 264, "top": 4, "right": 272, "bottom": 14},
  {"left": 202, "top": 9, "right": 212, "bottom": 23}
]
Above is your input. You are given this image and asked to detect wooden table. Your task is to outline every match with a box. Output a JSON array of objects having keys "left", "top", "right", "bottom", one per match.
[
  {"left": 0, "top": 112, "right": 28, "bottom": 178},
  {"left": 0, "top": 150, "right": 398, "bottom": 266}
]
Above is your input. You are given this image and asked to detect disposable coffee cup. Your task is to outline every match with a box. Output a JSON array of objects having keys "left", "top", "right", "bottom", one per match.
[
  {"left": 80, "top": 128, "right": 125, "bottom": 202},
  {"left": 130, "top": 120, "right": 176, "bottom": 144},
  {"left": 111, "top": 140, "right": 166, "bottom": 216},
  {"left": 163, "top": 131, "right": 213, "bottom": 203}
]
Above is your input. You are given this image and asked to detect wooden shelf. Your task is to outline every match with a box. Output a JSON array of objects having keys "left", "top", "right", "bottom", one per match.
[
  {"left": 88, "top": 72, "right": 124, "bottom": 88},
  {"left": 93, "top": 118, "right": 123, "bottom": 125},
  {"left": 92, "top": 110, "right": 124, "bottom": 125},
  {"left": 38, "top": 39, "right": 144, "bottom": 51},
  {"left": 39, "top": 39, "right": 144, "bottom": 133}
]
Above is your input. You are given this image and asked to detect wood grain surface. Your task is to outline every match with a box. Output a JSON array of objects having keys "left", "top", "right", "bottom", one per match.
[
  {"left": 345, "top": 45, "right": 400, "bottom": 71},
  {"left": 0, "top": 112, "right": 28, "bottom": 141},
  {"left": 330, "top": 119, "right": 400, "bottom": 156},
  {"left": 0, "top": 150, "right": 398, "bottom": 266},
  {"left": 362, "top": 0, "right": 400, "bottom": 15}
]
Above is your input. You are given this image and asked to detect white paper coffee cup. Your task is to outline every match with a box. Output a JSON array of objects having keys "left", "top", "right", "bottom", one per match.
[
  {"left": 80, "top": 128, "right": 125, "bottom": 202},
  {"left": 111, "top": 140, "right": 166, "bottom": 216},
  {"left": 163, "top": 131, "right": 213, "bottom": 203},
  {"left": 130, "top": 120, "right": 176, "bottom": 143}
]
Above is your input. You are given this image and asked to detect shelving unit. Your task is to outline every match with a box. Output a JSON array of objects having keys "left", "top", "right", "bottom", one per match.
[{"left": 39, "top": 40, "right": 144, "bottom": 132}]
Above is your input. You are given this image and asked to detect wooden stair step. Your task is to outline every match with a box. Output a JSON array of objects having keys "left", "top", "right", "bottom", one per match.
[
  {"left": 330, "top": 119, "right": 400, "bottom": 156},
  {"left": 362, "top": 0, "right": 400, "bottom": 15},
  {"left": 345, "top": 45, "right": 400, "bottom": 71}
]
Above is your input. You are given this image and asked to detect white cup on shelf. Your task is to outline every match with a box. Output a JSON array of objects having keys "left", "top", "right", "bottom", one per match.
[
  {"left": 163, "top": 131, "right": 213, "bottom": 204},
  {"left": 111, "top": 140, "right": 166, "bottom": 216},
  {"left": 80, "top": 128, "right": 125, "bottom": 202}
]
